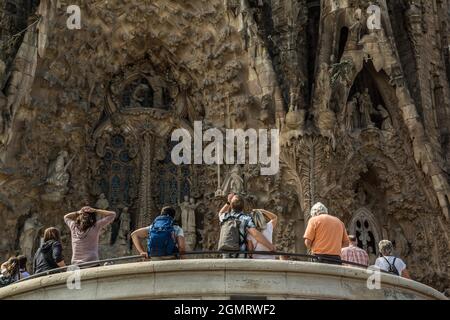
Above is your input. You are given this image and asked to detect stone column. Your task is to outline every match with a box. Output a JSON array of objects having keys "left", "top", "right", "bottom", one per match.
[{"left": 138, "top": 132, "right": 155, "bottom": 227}]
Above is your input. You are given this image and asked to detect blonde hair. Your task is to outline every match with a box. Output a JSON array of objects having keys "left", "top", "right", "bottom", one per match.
[
  {"left": 379, "top": 240, "right": 394, "bottom": 256},
  {"left": 252, "top": 210, "right": 267, "bottom": 231}
]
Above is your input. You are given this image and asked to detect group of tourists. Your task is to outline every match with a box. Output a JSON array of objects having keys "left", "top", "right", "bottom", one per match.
[
  {"left": 0, "top": 255, "right": 29, "bottom": 286},
  {"left": 0, "top": 193, "right": 410, "bottom": 288}
]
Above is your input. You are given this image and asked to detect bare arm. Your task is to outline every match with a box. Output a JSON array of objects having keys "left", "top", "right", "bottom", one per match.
[
  {"left": 402, "top": 269, "right": 411, "bottom": 279},
  {"left": 342, "top": 239, "right": 350, "bottom": 248},
  {"left": 259, "top": 209, "right": 278, "bottom": 229},
  {"left": 131, "top": 228, "right": 149, "bottom": 258},
  {"left": 57, "top": 261, "right": 66, "bottom": 268},
  {"left": 247, "top": 228, "right": 275, "bottom": 251},
  {"left": 177, "top": 236, "right": 186, "bottom": 259},
  {"left": 219, "top": 204, "right": 230, "bottom": 215},
  {"left": 305, "top": 239, "right": 313, "bottom": 250},
  {"left": 246, "top": 239, "right": 254, "bottom": 258},
  {"left": 219, "top": 193, "right": 235, "bottom": 215},
  {"left": 341, "top": 228, "right": 350, "bottom": 248},
  {"left": 64, "top": 211, "right": 80, "bottom": 221},
  {"left": 94, "top": 209, "right": 116, "bottom": 217}
]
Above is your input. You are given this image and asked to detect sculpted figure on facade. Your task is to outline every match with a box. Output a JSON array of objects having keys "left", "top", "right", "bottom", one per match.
[
  {"left": 96, "top": 193, "right": 110, "bottom": 210},
  {"left": 43, "top": 151, "right": 73, "bottom": 201},
  {"left": 377, "top": 105, "right": 394, "bottom": 131},
  {"left": 347, "top": 10, "right": 363, "bottom": 51},
  {"left": 19, "top": 213, "right": 42, "bottom": 261},
  {"left": 221, "top": 165, "right": 245, "bottom": 195},
  {"left": 119, "top": 207, "right": 131, "bottom": 249},
  {"left": 179, "top": 196, "right": 197, "bottom": 251},
  {"left": 129, "top": 83, "right": 152, "bottom": 109},
  {"left": 359, "top": 89, "right": 374, "bottom": 128},
  {"left": 342, "top": 96, "right": 358, "bottom": 132}
]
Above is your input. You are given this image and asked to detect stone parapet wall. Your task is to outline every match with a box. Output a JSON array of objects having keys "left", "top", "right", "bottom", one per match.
[{"left": 0, "top": 260, "right": 446, "bottom": 300}]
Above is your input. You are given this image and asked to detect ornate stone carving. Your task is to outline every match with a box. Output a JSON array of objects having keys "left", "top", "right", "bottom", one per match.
[
  {"left": 42, "top": 151, "right": 73, "bottom": 202},
  {"left": 179, "top": 196, "right": 197, "bottom": 251},
  {"left": 358, "top": 89, "right": 375, "bottom": 128},
  {"left": 119, "top": 207, "right": 131, "bottom": 253},
  {"left": 221, "top": 165, "right": 245, "bottom": 195},
  {"left": 95, "top": 193, "right": 110, "bottom": 210},
  {"left": 19, "top": 213, "right": 42, "bottom": 261},
  {"left": 0, "top": 0, "right": 449, "bottom": 292}
]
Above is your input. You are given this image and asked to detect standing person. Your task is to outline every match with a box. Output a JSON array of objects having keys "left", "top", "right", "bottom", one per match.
[
  {"left": 303, "top": 202, "right": 350, "bottom": 265},
  {"left": 64, "top": 206, "right": 116, "bottom": 264},
  {"left": 0, "top": 257, "right": 21, "bottom": 287},
  {"left": 131, "top": 206, "right": 186, "bottom": 260},
  {"left": 17, "top": 255, "right": 30, "bottom": 278},
  {"left": 218, "top": 194, "right": 275, "bottom": 258},
  {"left": 248, "top": 209, "right": 278, "bottom": 259},
  {"left": 33, "top": 227, "right": 66, "bottom": 274},
  {"left": 374, "top": 240, "right": 411, "bottom": 279},
  {"left": 340, "top": 235, "right": 369, "bottom": 267}
]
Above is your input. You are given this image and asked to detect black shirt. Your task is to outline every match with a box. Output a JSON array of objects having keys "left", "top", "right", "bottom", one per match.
[{"left": 33, "top": 240, "right": 64, "bottom": 275}]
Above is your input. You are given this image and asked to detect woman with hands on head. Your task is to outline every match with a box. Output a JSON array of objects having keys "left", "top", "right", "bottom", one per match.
[{"left": 64, "top": 206, "right": 116, "bottom": 265}]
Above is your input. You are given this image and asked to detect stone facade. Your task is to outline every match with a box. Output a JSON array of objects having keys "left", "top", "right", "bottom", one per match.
[{"left": 0, "top": 0, "right": 449, "bottom": 293}]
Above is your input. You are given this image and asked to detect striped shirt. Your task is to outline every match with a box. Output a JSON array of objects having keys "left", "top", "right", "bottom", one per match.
[{"left": 341, "top": 244, "right": 369, "bottom": 267}]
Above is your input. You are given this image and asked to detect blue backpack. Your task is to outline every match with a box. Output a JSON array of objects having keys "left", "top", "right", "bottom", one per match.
[{"left": 147, "top": 215, "right": 178, "bottom": 257}]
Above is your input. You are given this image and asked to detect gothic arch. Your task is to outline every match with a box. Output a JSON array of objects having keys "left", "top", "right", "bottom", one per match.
[
  {"left": 338, "top": 146, "right": 405, "bottom": 192},
  {"left": 348, "top": 207, "right": 382, "bottom": 258}
]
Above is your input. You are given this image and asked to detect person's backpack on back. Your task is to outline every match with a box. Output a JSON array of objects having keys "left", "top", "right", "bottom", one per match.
[
  {"left": 218, "top": 213, "right": 247, "bottom": 251},
  {"left": 147, "top": 215, "right": 178, "bottom": 257},
  {"left": 383, "top": 256, "right": 400, "bottom": 276}
]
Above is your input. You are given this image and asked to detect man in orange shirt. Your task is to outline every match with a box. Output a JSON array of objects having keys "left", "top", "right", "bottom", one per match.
[{"left": 304, "top": 202, "right": 350, "bottom": 265}]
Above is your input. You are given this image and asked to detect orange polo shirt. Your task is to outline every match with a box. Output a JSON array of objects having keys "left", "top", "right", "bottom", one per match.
[{"left": 303, "top": 214, "right": 349, "bottom": 256}]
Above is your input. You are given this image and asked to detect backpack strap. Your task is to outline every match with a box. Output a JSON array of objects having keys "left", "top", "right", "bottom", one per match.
[
  {"left": 383, "top": 256, "right": 399, "bottom": 275},
  {"left": 236, "top": 213, "right": 251, "bottom": 258}
]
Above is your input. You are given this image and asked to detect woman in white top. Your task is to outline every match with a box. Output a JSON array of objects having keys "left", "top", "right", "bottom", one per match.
[
  {"left": 374, "top": 240, "right": 411, "bottom": 279},
  {"left": 248, "top": 209, "right": 278, "bottom": 259}
]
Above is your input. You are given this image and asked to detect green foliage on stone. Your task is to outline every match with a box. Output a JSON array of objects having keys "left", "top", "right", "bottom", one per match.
[{"left": 330, "top": 59, "right": 353, "bottom": 88}]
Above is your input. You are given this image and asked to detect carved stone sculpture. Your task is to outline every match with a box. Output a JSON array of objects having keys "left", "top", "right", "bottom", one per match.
[
  {"left": 119, "top": 207, "right": 131, "bottom": 249},
  {"left": 377, "top": 105, "right": 394, "bottom": 131},
  {"left": 19, "top": 214, "right": 42, "bottom": 260},
  {"left": 221, "top": 165, "right": 245, "bottom": 195},
  {"left": 95, "top": 193, "right": 110, "bottom": 210},
  {"left": 343, "top": 97, "right": 357, "bottom": 132},
  {"left": 179, "top": 197, "right": 197, "bottom": 251},
  {"left": 43, "top": 151, "right": 72, "bottom": 202},
  {"left": 358, "top": 89, "right": 374, "bottom": 128}
]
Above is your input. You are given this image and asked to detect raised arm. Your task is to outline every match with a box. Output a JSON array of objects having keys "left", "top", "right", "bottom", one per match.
[
  {"left": 219, "top": 203, "right": 230, "bottom": 215},
  {"left": 64, "top": 211, "right": 80, "bottom": 221},
  {"left": 219, "top": 193, "right": 235, "bottom": 215},
  {"left": 131, "top": 227, "right": 149, "bottom": 259},
  {"left": 94, "top": 208, "right": 116, "bottom": 217},
  {"left": 259, "top": 209, "right": 278, "bottom": 228}
]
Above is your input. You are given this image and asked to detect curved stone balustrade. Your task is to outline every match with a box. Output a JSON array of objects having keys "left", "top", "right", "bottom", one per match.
[{"left": 0, "top": 260, "right": 447, "bottom": 300}]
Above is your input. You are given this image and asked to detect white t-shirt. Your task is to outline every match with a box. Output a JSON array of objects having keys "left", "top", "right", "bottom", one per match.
[
  {"left": 248, "top": 221, "right": 274, "bottom": 260},
  {"left": 374, "top": 256, "right": 407, "bottom": 275}
]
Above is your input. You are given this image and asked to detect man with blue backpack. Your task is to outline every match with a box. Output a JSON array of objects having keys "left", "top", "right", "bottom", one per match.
[{"left": 131, "top": 206, "right": 186, "bottom": 260}]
